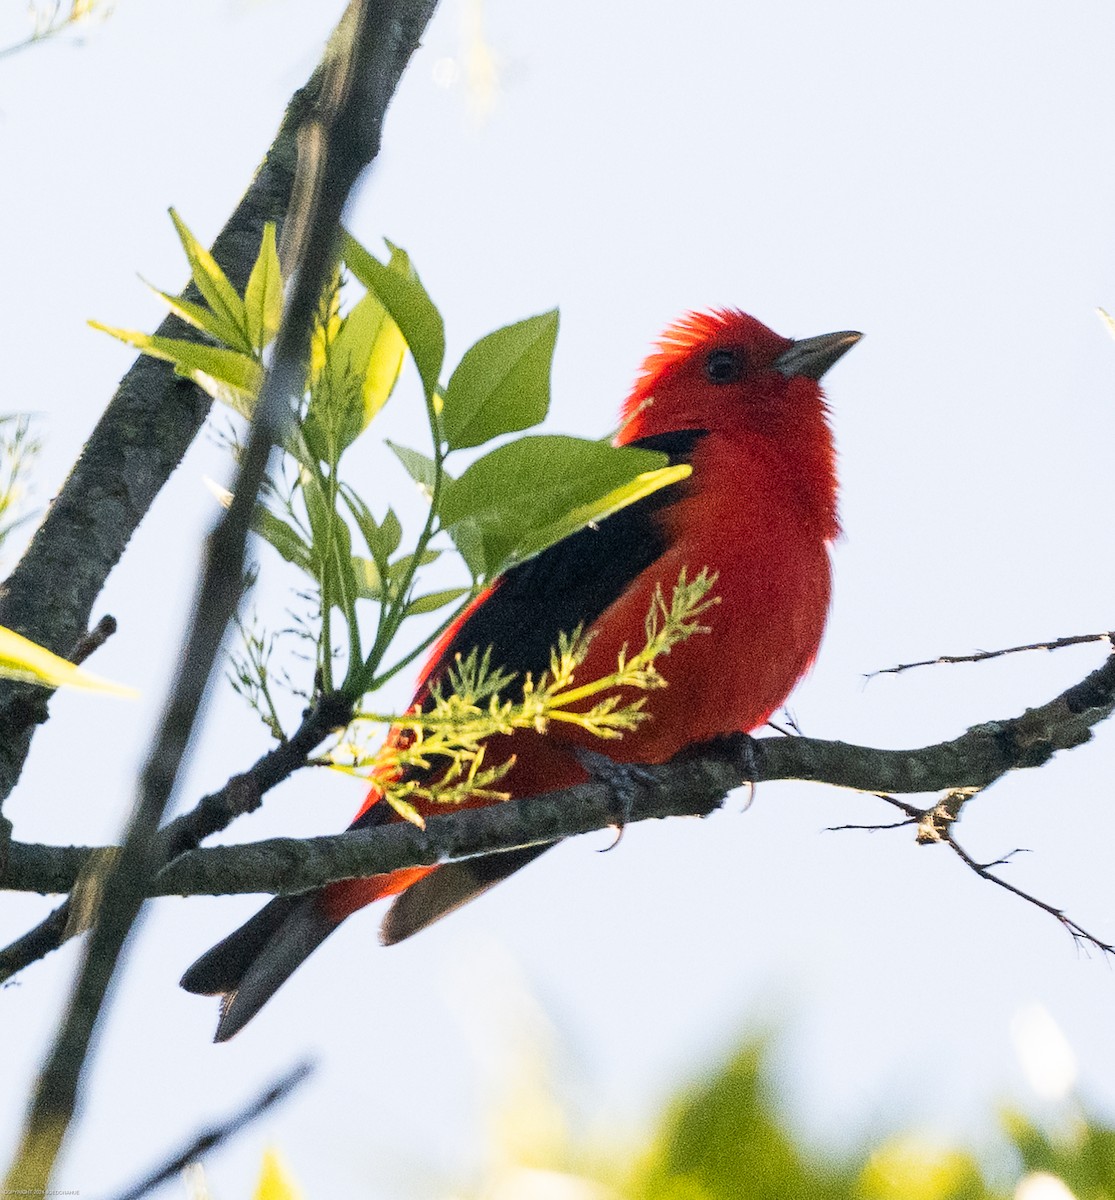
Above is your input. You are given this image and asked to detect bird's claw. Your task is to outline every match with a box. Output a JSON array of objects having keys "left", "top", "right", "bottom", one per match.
[{"left": 572, "top": 746, "right": 657, "bottom": 850}]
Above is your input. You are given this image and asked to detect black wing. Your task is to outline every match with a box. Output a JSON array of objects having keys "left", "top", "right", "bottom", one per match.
[{"left": 427, "top": 429, "right": 705, "bottom": 694}]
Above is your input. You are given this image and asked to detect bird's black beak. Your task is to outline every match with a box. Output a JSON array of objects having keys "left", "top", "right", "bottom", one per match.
[{"left": 774, "top": 331, "right": 862, "bottom": 381}]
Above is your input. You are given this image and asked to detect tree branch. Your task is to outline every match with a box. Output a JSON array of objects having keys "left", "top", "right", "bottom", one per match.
[
  {"left": 0, "top": 690, "right": 353, "bottom": 982},
  {"left": 107, "top": 1062, "right": 313, "bottom": 1200},
  {"left": 3, "top": 1, "right": 439, "bottom": 1191},
  {"left": 0, "top": 0, "right": 439, "bottom": 813},
  {"left": 4, "top": 649, "right": 1113, "bottom": 904}
]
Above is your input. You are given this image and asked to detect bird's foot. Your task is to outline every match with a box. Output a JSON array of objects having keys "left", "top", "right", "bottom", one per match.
[{"left": 572, "top": 747, "right": 658, "bottom": 851}]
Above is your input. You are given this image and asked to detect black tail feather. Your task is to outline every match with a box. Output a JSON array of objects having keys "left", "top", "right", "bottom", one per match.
[
  {"left": 180, "top": 895, "right": 302, "bottom": 995},
  {"left": 181, "top": 894, "right": 342, "bottom": 1041}
]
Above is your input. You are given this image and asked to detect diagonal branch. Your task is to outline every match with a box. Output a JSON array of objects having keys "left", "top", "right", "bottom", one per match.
[
  {"left": 0, "top": 0, "right": 439, "bottom": 814},
  {"left": 107, "top": 1062, "right": 313, "bottom": 1200},
  {"left": 3, "top": 1, "right": 440, "bottom": 1191}
]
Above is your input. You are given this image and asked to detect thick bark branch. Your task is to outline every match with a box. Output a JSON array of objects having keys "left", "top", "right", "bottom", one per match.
[
  {"left": 0, "top": 0, "right": 439, "bottom": 812},
  {"left": 5, "top": 649, "right": 1113, "bottom": 901}
]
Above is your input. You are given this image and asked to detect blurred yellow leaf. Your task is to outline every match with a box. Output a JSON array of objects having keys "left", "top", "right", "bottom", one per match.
[
  {"left": 253, "top": 1149, "right": 302, "bottom": 1200},
  {"left": 0, "top": 626, "right": 135, "bottom": 696},
  {"left": 859, "top": 1135, "right": 984, "bottom": 1200}
]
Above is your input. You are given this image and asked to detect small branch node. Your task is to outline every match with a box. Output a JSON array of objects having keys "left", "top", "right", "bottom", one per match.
[
  {"left": 69, "top": 614, "right": 118, "bottom": 666},
  {"left": 915, "top": 786, "right": 980, "bottom": 845}
]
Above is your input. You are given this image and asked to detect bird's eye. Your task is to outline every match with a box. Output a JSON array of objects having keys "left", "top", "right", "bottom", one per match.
[{"left": 705, "top": 349, "right": 743, "bottom": 384}]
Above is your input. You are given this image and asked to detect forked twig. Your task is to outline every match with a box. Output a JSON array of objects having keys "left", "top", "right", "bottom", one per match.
[{"left": 944, "top": 833, "right": 1114, "bottom": 956}]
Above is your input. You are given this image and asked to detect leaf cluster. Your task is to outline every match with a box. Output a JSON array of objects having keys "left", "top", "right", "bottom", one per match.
[
  {"left": 329, "top": 569, "right": 717, "bottom": 823},
  {"left": 458, "top": 1028, "right": 1115, "bottom": 1200},
  {"left": 92, "top": 215, "right": 692, "bottom": 756}
]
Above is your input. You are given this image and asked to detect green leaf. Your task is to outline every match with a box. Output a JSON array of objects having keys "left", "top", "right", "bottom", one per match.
[
  {"left": 300, "top": 470, "right": 357, "bottom": 616},
  {"left": 341, "top": 234, "right": 444, "bottom": 400},
  {"left": 514, "top": 463, "right": 691, "bottom": 565},
  {"left": 169, "top": 208, "right": 252, "bottom": 353},
  {"left": 405, "top": 588, "right": 470, "bottom": 616},
  {"left": 442, "top": 310, "right": 559, "bottom": 450},
  {"left": 89, "top": 323, "right": 261, "bottom": 418},
  {"left": 341, "top": 486, "right": 403, "bottom": 566},
  {"left": 331, "top": 289, "right": 406, "bottom": 432},
  {"left": 439, "top": 436, "right": 685, "bottom": 578},
  {"left": 0, "top": 625, "right": 136, "bottom": 697},
  {"left": 387, "top": 440, "right": 440, "bottom": 500},
  {"left": 253, "top": 506, "right": 312, "bottom": 573},
  {"left": 244, "top": 222, "right": 283, "bottom": 352},
  {"left": 141, "top": 283, "right": 236, "bottom": 344},
  {"left": 352, "top": 555, "right": 384, "bottom": 600},
  {"left": 306, "top": 288, "right": 407, "bottom": 462},
  {"left": 448, "top": 516, "right": 487, "bottom": 582},
  {"left": 388, "top": 549, "right": 440, "bottom": 584},
  {"left": 374, "top": 508, "right": 404, "bottom": 560},
  {"left": 322, "top": 511, "right": 357, "bottom": 617}
]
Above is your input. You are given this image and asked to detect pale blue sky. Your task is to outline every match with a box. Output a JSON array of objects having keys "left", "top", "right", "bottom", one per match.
[{"left": 3, "top": 2, "right": 1115, "bottom": 1196}]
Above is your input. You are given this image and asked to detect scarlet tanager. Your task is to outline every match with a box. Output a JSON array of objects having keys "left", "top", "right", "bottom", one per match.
[{"left": 182, "top": 309, "right": 860, "bottom": 1040}]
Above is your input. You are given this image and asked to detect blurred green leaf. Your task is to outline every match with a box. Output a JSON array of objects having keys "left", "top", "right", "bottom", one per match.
[
  {"left": 88, "top": 323, "right": 261, "bottom": 418},
  {"left": 858, "top": 1136, "right": 987, "bottom": 1200},
  {"left": 1003, "top": 1106, "right": 1115, "bottom": 1200},
  {"left": 405, "top": 588, "right": 470, "bottom": 616},
  {"left": 253, "top": 507, "right": 312, "bottom": 574},
  {"left": 342, "top": 235, "right": 445, "bottom": 400},
  {"left": 442, "top": 310, "right": 559, "bottom": 450},
  {"left": 630, "top": 1039, "right": 853, "bottom": 1200},
  {"left": 387, "top": 440, "right": 440, "bottom": 500},
  {"left": 439, "top": 436, "right": 682, "bottom": 578},
  {"left": 168, "top": 208, "right": 252, "bottom": 353},
  {"left": 244, "top": 222, "right": 283, "bottom": 352}
]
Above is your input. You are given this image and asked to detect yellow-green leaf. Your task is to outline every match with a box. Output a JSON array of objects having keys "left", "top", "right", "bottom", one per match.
[
  {"left": 253, "top": 1149, "right": 302, "bottom": 1200},
  {"left": 141, "top": 282, "right": 234, "bottom": 344},
  {"left": 0, "top": 626, "right": 136, "bottom": 696},
  {"left": 341, "top": 234, "right": 444, "bottom": 401},
  {"left": 331, "top": 290, "right": 406, "bottom": 433},
  {"left": 169, "top": 208, "right": 252, "bottom": 353},
  {"left": 89, "top": 323, "right": 261, "bottom": 418},
  {"left": 244, "top": 223, "right": 284, "bottom": 352}
]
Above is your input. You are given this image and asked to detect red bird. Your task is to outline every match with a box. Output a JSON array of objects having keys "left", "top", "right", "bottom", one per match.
[{"left": 182, "top": 309, "right": 860, "bottom": 1039}]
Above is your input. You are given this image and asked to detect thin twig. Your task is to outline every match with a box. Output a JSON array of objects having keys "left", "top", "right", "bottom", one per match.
[
  {"left": 945, "top": 834, "right": 1115, "bottom": 956},
  {"left": 825, "top": 819, "right": 917, "bottom": 833},
  {"left": 107, "top": 1062, "right": 313, "bottom": 1200},
  {"left": 867, "top": 632, "right": 1115, "bottom": 678}
]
